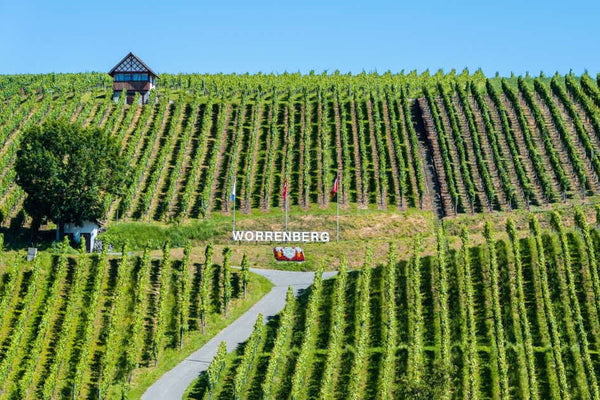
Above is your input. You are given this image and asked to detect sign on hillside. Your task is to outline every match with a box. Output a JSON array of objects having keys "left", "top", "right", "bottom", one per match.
[{"left": 232, "top": 230, "right": 330, "bottom": 243}]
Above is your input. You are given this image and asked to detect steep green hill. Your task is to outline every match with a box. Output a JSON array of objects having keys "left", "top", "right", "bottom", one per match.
[
  {"left": 2, "top": 71, "right": 600, "bottom": 227},
  {"left": 3, "top": 71, "right": 600, "bottom": 399}
]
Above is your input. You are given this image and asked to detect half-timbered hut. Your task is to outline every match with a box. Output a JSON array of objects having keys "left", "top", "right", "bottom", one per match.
[{"left": 108, "top": 52, "right": 158, "bottom": 104}]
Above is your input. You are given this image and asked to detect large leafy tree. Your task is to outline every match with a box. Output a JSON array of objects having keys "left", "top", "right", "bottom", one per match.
[{"left": 15, "top": 119, "right": 128, "bottom": 230}]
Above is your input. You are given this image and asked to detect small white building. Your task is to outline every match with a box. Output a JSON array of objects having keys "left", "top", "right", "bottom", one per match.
[{"left": 63, "top": 220, "right": 100, "bottom": 252}]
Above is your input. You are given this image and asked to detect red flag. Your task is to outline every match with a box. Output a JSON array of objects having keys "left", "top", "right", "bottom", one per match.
[
  {"left": 331, "top": 175, "right": 339, "bottom": 197},
  {"left": 282, "top": 180, "right": 288, "bottom": 200}
]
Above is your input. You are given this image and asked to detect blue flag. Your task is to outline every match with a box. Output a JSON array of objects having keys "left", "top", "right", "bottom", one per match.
[{"left": 230, "top": 178, "right": 236, "bottom": 202}]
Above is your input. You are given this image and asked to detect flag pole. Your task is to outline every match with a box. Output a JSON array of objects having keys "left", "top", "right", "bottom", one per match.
[
  {"left": 231, "top": 178, "right": 236, "bottom": 234},
  {"left": 285, "top": 195, "right": 288, "bottom": 233}
]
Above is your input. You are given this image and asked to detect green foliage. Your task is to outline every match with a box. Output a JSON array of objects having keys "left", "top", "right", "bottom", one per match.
[
  {"left": 98, "top": 220, "right": 220, "bottom": 250},
  {"left": 128, "top": 248, "right": 152, "bottom": 376},
  {"left": 154, "top": 241, "right": 172, "bottom": 364},
  {"left": 180, "top": 241, "right": 193, "bottom": 348},
  {"left": 262, "top": 286, "right": 296, "bottom": 399},
  {"left": 233, "top": 313, "right": 265, "bottom": 399},
  {"left": 240, "top": 253, "right": 250, "bottom": 298},
  {"left": 1, "top": 72, "right": 600, "bottom": 226},
  {"left": 319, "top": 260, "right": 348, "bottom": 399},
  {"left": 379, "top": 243, "right": 398, "bottom": 399},
  {"left": 199, "top": 243, "right": 213, "bottom": 332},
  {"left": 484, "top": 79, "right": 536, "bottom": 204},
  {"left": 397, "top": 361, "right": 455, "bottom": 400},
  {"left": 206, "top": 342, "right": 228, "bottom": 400},
  {"left": 15, "top": 119, "right": 128, "bottom": 225},
  {"left": 290, "top": 264, "right": 324, "bottom": 400},
  {"left": 221, "top": 247, "right": 232, "bottom": 316}
]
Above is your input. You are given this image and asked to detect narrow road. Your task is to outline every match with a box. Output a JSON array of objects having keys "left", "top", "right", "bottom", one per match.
[{"left": 142, "top": 267, "right": 337, "bottom": 400}]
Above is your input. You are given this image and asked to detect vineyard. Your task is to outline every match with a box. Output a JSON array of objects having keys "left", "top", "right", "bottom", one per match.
[
  {"left": 2, "top": 71, "right": 600, "bottom": 225},
  {"left": 3, "top": 70, "right": 600, "bottom": 399},
  {"left": 190, "top": 210, "right": 600, "bottom": 399},
  {"left": 420, "top": 74, "right": 600, "bottom": 216},
  {"left": 0, "top": 240, "right": 267, "bottom": 399}
]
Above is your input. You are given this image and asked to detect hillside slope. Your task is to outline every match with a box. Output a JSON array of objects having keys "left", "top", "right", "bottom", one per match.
[
  {"left": 1, "top": 71, "right": 600, "bottom": 225},
  {"left": 0, "top": 242, "right": 271, "bottom": 399},
  {"left": 189, "top": 213, "right": 600, "bottom": 399}
]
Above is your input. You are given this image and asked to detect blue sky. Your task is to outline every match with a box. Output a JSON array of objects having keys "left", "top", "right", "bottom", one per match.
[{"left": 1, "top": 0, "right": 599, "bottom": 76}]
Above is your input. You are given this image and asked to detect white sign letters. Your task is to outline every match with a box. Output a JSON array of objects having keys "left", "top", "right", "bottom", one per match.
[{"left": 232, "top": 230, "right": 330, "bottom": 243}]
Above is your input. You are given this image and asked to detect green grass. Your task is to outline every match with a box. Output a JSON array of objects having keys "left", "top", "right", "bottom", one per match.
[
  {"left": 100, "top": 200, "right": 600, "bottom": 272},
  {"left": 98, "top": 220, "right": 224, "bottom": 250}
]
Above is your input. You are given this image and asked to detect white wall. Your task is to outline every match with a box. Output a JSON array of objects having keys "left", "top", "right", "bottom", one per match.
[{"left": 63, "top": 221, "right": 99, "bottom": 251}]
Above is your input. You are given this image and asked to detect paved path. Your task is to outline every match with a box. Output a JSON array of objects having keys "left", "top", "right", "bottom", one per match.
[{"left": 142, "top": 268, "right": 337, "bottom": 400}]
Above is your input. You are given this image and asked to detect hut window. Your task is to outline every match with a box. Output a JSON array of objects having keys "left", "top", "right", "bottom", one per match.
[{"left": 114, "top": 73, "right": 149, "bottom": 82}]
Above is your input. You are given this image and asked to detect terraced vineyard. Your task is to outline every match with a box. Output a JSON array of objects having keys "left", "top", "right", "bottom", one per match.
[
  {"left": 3, "top": 72, "right": 600, "bottom": 224},
  {"left": 191, "top": 210, "right": 600, "bottom": 399},
  {"left": 3, "top": 70, "right": 600, "bottom": 398},
  {"left": 419, "top": 75, "right": 600, "bottom": 216},
  {"left": 0, "top": 241, "right": 262, "bottom": 399}
]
